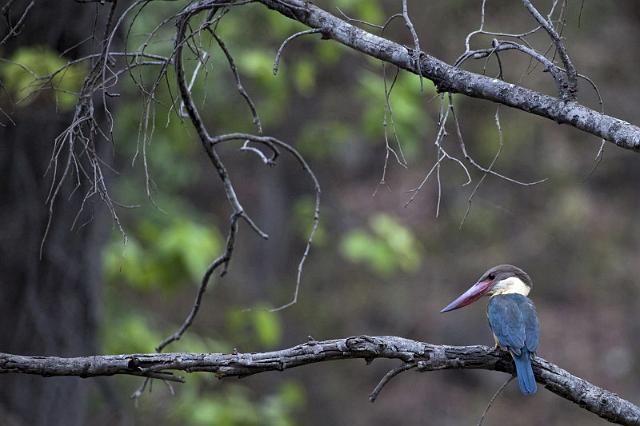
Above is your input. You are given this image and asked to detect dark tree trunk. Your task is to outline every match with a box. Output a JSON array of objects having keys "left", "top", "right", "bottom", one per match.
[{"left": 0, "top": 2, "right": 111, "bottom": 425}]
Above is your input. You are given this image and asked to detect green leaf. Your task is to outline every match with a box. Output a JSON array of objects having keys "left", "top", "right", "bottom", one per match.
[
  {"left": 226, "top": 306, "right": 281, "bottom": 349},
  {"left": 1, "top": 46, "right": 86, "bottom": 109},
  {"left": 252, "top": 309, "right": 281, "bottom": 348},
  {"left": 340, "top": 214, "right": 422, "bottom": 276},
  {"left": 104, "top": 216, "right": 222, "bottom": 292},
  {"left": 371, "top": 214, "right": 420, "bottom": 271},
  {"left": 315, "top": 41, "right": 342, "bottom": 66},
  {"left": 102, "top": 313, "right": 161, "bottom": 354},
  {"left": 293, "top": 60, "right": 315, "bottom": 95}
]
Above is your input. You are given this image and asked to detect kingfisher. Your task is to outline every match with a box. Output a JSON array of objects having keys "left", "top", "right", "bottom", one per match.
[{"left": 440, "top": 264, "right": 540, "bottom": 395}]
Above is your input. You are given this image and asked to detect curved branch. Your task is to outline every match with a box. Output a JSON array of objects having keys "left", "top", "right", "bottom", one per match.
[
  {"left": 253, "top": 0, "right": 640, "bottom": 152},
  {"left": 156, "top": 5, "right": 264, "bottom": 351},
  {"left": 1, "top": 336, "right": 638, "bottom": 425},
  {"left": 272, "top": 28, "right": 323, "bottom": 75},
  {"left": 159, "top": 3, "right": 322, "bottom": 351},
  {"left": 455, "top": 41, "right": 567, "bottom": 96}
]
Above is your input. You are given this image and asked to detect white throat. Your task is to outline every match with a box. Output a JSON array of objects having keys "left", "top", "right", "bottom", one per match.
[{"left": 492, "top": 276, "right": 530, "bottom": 296}]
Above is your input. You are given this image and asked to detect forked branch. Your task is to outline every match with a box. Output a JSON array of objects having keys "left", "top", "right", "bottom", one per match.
[
  {"left": 252, "top": 0, "right": 640, "bottom": 151},
  {"left": 156, "top": 3, "right": 321, "bottom": 350}
]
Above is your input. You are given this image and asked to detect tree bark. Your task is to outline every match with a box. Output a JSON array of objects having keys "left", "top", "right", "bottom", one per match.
[
  {"left": 250, "top": 0, "right": 640, "bottom": 151},
  {"left": 1, "top": 336, "right": 638, "bottom": 426}
]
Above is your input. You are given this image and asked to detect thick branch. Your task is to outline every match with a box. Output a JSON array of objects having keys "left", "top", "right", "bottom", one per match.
[
  {"left": 254, "top": 0, "right": 640, "bottom": 152},
  {"left": 1, "top": 336, "right": 638, "bottom": 425}
]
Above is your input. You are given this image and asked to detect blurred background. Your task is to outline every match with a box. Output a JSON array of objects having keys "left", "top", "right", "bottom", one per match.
[{"left": 1, "top": 0, "right": 640, "bottom": 425}]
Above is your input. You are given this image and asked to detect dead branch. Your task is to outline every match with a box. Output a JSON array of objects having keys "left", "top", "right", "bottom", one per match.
[
  {"left": 251, "top": 0, "right": 640, "bottom": 152},
  {"left": 1, "top": 336, "right": 638, "bottom": 426},
  {"left": 155, "top": 5, "right": 260, "bottom": 352},
  {"left": 272, "top": 28, "right": 323, "bottom": 75},
  {"left": 477, "top": 376, "right": 513, "bottom": 426},
  {"left": 156, "top": 3, "right": 322, "bottom": 350},
  {"left": 0, "top": 0, "right": 34, "bottom": 46},
  {"left": 521, "top": 0, "right": 577, "bottom": 100}
]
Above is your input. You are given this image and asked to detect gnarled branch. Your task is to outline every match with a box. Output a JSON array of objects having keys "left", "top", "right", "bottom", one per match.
[{"left": 1, "top": 336, "right": 638, "bottom": 425}]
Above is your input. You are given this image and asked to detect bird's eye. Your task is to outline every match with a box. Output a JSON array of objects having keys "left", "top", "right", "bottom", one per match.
[{"left": 487, "top": 273, "right": 496, "bottom": 280}]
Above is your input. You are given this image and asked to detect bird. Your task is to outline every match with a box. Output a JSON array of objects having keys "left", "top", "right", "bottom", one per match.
[{"left": 440, "top": 264, "right": 540, "bottom": 395}]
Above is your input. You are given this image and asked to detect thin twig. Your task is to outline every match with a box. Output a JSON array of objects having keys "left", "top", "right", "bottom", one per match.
[
  {"left": 369, "top": 363, "right": 416, "bottom": 402},
  {"left": 401, "top": 0, "right": 423, "bottom": 92},
  {"left": 375, "top": 63, "right": 407, "bottom": 195},
  {"left": 0, "top": 0, "right": 34, "bottom": 46},
  {"left": 521, "top": 0, "right": 577, "bottom": 100},
  {"left": 476, "top": 376, "right": 514, "bottom": 426},
  {"left": 158, "top": 5, "right": 321, "bottom": 350},
  {"left": 273, "top": 28, "right": 323, "bottom": 75},
  {"left": 449, "top": 97, "right": 546, "bottom": 187},
  {"left": 210, "top": 31, "right": 263, "bottom": 133},
  {"left": 460, "top": 106, "right": 505, "bottom": 228},
  {"left": 156, "top": 6, "right": 246, "bottom": 352},
  {"left": 206, "top": 133, "right": 320, "bottom": 312},
  {"left": 156, "top": 213, "right": 240, "bottom": 352}
]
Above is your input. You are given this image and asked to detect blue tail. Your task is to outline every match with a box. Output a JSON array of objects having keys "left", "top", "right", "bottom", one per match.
[{"left": 512, "top": 349, "right": 537, "bottom": 395}]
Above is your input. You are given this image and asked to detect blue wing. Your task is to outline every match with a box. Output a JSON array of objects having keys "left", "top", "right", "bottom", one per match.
[
  {"left": 487, "top": 295, "right": 526, "bottom": 355},
  {"left": 488, "top": 294, "right": 540, "bottom": 395},
  {"left": 517, "top": 296, "right": 539, "bottom": 353},
  {"left": 488, "top": 294, "right": 539, "bottom": 353}
]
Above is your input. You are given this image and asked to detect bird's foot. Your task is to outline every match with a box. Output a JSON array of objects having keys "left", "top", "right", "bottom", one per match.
[{"left": 493, "top": 344, "right": 508, "bottom": 352}]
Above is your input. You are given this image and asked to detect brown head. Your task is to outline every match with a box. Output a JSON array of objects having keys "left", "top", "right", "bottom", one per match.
[{"left": 440, "top": 264, "right": 532, "bottom": 313}]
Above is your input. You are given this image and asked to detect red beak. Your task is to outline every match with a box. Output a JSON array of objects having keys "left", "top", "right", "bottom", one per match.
[{"left": 440, "top": 279, "right": 493, "bottom": 313}]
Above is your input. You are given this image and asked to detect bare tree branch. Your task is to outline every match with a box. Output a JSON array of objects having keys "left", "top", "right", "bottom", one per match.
[
  {"left": 1, "top": 336, "right": 638, "bottom": 425},
  {"left": 400, "top": 0, "right": 423, "bottom": 92},
  {"left": 477, "top": 376, "right": 513, "bottom": 426},
  {"left": 156, "top": 3, "right": 322, "bottom": 350},
  {"left": 521, "top": 0, "right": 578, "bottom": 100},
  {"left": 251, "top": 0, "right": 640, "bottom": 152},
  {"left": 155, "top": 5, "right": 260, "bottom": 351},
  {"left": 5, "top": 2, "right": 640, "bottom": 424},
  {"left": 272, "top": 28, "right": 323, "bottom": 75},
  {"left": 368, "top": 362, "right": 416, "bottom": 403},
  {"left": 0, "top": 0, "right": 34, "bottom": 46}
]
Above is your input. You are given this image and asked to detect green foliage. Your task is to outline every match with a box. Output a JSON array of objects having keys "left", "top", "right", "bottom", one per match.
[
  {"left": 340, "top": 214, "right": 422, "bottom": 276},
  {"left": 103, "top": 309, "right": 229, "bottom": 359},
  {"left": 261, "top": 382, "right": 305, "bottom": 426},
  {"left": 297, "top": 121, "right": 351, "bottom": 160},
  {"left": 473, "top": 111, "right": 533, "bottom": 162},
  {"left": 174, "top": 382, "right": 304, "bottom": 426},
  {"left": 252, "top": 309, "right": 282, "bottom": 348},
  {"left": 104, "top": 216, "right": 222, "bottom": 293},
  {"left": 293, "top": 60, "right": 316, "bottom": 95},
  {"left": 358, "top": 70, "right": 436, "bottom": 159},
  {"left": 0, "top": 46, "right": 86, "bottom": 109},
  {"left": 99, "top": 5, "right": 345, "bottom": 424},
  {"left": 333, "top": 0, "right": 384, "bottom": 24},
  {"left": 314, "top": 41, "right": 342, "bottom": 66},
  {"left": 226, "top": 306, "right": 282, "bottom": 349},
  {"left": 237, "top": 48, "right": 288, "bottom": 122},
  {"left": 103, "top": 313, "right": 163, "bottom": 354},
  {"left": 264, "top": 12, "right": 307, "bottom": 39}
]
